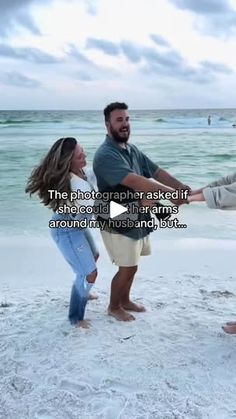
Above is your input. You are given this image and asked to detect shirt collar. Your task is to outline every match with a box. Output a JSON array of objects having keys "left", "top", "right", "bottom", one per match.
[{"left": 105, "top": 134, "right": 130, "bottom": 152}]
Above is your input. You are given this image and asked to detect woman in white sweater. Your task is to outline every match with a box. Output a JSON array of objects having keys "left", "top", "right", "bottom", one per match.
[
  {"left": 26, "top": 137, "right": 99, "bottom": 329},
  {"left": 189, "top": 172, "right": 236, "bottom": 334}
]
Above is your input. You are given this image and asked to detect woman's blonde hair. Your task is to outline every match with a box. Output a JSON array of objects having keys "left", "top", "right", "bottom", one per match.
[{"left": 25, "top": 137, "right": 77, "bottom": 211}]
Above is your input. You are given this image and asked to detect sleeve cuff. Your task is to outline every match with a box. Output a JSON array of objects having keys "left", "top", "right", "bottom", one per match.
[{"left": 203, "top": 187, "right": 217, "bottom": 208}]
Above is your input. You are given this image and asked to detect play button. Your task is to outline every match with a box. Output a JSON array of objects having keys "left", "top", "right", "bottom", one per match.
[
  {"left": 93, "top": 194, "right": 138, "bottom": 224},
  {"left": 110, "top": 201, "right": 128, "bottom": 219}
]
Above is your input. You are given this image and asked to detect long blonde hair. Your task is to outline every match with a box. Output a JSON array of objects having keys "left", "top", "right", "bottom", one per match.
[{"left": 25, "top": 137, "right": 77, "bottom": 211}]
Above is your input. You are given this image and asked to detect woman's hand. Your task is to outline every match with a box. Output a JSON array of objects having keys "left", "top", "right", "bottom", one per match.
[
  {"left": 188, "top": 192, "right": 205, "bottom": 203},
  {"left": 190, "top": 188, "right": 203, "bottom": 195}
]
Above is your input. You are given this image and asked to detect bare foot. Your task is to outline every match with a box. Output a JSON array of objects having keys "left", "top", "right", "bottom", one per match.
[
  {"left": 226, "top": 321, "right": 236, "bottom": 326},
  {"left": 122, "top": 300, "right": 146, "bottom": 312},
  {"left": 88, "top": 293, "right": 98, "bottom": 301},
  {"left": 222, "top": 323, "right": 236, "bottom": 334},
  {"left": 108, "top": 306, "right": 135, "bottom": 321},
  {"left": 75, "top": 320, "right": 91, "bottom": 329}
]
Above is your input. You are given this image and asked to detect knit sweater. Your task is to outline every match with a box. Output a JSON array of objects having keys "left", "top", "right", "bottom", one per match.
[{"left": 203, "top": 172, "right": 236, "bottom": 209}]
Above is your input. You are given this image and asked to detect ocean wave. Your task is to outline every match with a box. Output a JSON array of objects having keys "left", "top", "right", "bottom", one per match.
[
  {"left": 211, "top": 153, "right": 235, "bottom": 160},
  {"left": 154, "top": 118, "right": 167, "bottom": 123},
  {"left": 218, "top": 117, "right": 228, "bottom": 121},
  {"left": 0, "top": 119, "right": 62, "bottom": 125}
]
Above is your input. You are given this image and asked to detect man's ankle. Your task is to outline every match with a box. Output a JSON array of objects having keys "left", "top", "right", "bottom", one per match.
[{"left": 108, "top": 304, "right": 121, "bottom": 311}]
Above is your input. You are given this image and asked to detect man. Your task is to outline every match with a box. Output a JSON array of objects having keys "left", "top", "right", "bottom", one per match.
[{"left": 93, "top": 102, "right": 189, "bottom": 322}]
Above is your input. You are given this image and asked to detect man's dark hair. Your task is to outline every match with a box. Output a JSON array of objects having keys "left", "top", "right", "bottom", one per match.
[{"left": 103, "top": 102, "right": 128, "bottom": 122}]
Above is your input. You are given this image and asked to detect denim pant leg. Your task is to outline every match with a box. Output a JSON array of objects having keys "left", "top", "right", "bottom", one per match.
[
  {"left": 83, "top": 228, "right": 99, "bottom": 259},
  {"left": 50, "top": 227, "right": 97, "bottom": 324}
]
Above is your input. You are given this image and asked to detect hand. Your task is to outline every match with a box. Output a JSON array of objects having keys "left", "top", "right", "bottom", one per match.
[
  {"left": 176, "top": 184, "right": 191, "bottom": 193},
  {"left": 188, "top": 192, "right": 205, "bottom": 203},
  {"left": 171, "top": 187, "right": 190, "bottom": 206},
  {"left": 140, "top": 198, "right": 157, "bottom": 208},
  {"left": 182, "top": 184, "right": 191, "bottom": 192},
  {"left": 190, "top": 188, "right": 203, "bottom": 195},
  {"left": 170, "top": 196, "right": 189, "bottom": 206}
]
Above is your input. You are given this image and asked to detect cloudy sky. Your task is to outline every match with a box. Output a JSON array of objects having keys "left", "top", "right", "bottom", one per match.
[{"left": 0, "top": 0, "right": 236, "bottom": 109}]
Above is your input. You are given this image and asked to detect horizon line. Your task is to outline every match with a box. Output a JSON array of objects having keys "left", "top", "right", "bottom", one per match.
[{"left": 1, "top": 107, "right": 236, "bottom": 112}]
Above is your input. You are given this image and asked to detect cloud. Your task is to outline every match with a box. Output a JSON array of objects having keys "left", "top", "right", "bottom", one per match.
[
  {"left": 0, "top": 71, "right": 42, "bottom": 88},
  {"left": 67, "top": 44, "right": 119, "bottom": 81},
  {"left": 120, "top": 41, "right": 231, "bottom": 84},
  {"left": 119, "top": 40, "right": 192, "bottom": 79},
  {"left": 141, "top": 52, "right": 233, "bottom": 84},
  {"left": 150, "top": 34, "right": 170, "bottom": 47},
  {"left": 0, "top": 43, "right": 60, "bottom": 64},
  {"left": 200, "top": 61, "right": 233, "bottom": 75},
  {"left": 85, "top": 38, "right": 145, "bottom": 64},
  {"left": 76, "top": 72, "right": 94, "bottom": 81},
  {"left": 83, "top": 37, "right": 234, "bottom": 85},
  {"left": 169, "top": 0, "right": 236, "bottom": 37},
  {"left": 140, "top": 52, "right": 217, "bottom": 84},
  {"left": 86, "top": 38, "right": 120, "bottom": 56},
  {"left": 67, "top": 44, "right": 96, "bottom": 65},
  {"left": 169, "top": 0, "right": 230, "bottom": 14},
  {"left": 120, "top": 41, "right": 141, "bottom": 63},
  {"left": 140, "top": 48, "right": 211, "bottom": 83},
  {"left": 83, "top": 0, "right": 98, "bottom": 16},
  {"left": 143, "top": 47, "right": 185, "bottom": 68},
  {"left": 0, "top": 0, "right": 44, "bottom": 36}
]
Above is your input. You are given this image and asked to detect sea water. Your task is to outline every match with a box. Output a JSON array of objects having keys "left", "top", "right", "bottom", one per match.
[{"left": 0, "top": 109, "right": 235, "bottom": 240}]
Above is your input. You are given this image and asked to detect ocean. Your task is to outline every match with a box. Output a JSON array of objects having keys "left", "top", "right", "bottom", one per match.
[{"left": 0, "top": 108, "right": 235, "bottom": 240}]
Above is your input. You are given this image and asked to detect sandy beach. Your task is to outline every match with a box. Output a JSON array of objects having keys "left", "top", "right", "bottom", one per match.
[{"left": 1, "top": 235, "right": 236, "bottom": 419}]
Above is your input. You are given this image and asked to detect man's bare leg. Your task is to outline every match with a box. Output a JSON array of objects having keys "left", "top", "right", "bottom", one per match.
[
  {"left": 120, "top": 266, "right": 146, "bottom": 312},
  {"left": 108, "top": 267, "right": 136, "bottom": 321}
]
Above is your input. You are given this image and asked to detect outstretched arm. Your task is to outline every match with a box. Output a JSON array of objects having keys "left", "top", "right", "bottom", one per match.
[
  {"left": 189, "top": 183, "right": 236, "bottom": 209},
  {"left": 188, "top": 192, "right": 205, "bottom": 203},
  {"left": 121, "top": 172, "right": 187, "bottom": 206},
  {"left": 153, "top": 168, "right": 190, "bottom": 191},
  {"left": 191, "top": 172, "right": 236, "bottom": 195}
]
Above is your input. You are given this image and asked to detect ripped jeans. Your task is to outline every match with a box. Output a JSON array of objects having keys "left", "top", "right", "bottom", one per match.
[{"left": 50, "top": 225, "right": 98, "bottom": 324}]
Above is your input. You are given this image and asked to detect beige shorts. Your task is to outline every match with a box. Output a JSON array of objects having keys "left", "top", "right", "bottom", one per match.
[{"left": 100, "top": 230, "right": 151, "bottom": 267}]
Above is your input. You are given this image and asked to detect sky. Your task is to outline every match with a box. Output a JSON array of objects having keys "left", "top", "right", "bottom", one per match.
[{"left": 0, "top": 0, "right": 236, "bottom": 110}]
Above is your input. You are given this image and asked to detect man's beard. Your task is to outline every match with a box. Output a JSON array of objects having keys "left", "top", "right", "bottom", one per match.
[{"left": 110, "top": 125, "right": 130, "bottom": 143}]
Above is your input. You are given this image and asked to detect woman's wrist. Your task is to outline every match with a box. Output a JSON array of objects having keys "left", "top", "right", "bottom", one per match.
[{"left": 188, "top": 192, "right": 205, "bottom": 202}]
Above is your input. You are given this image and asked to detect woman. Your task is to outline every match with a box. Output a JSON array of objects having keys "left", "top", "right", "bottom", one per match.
[
  {"left": 188, "top": 172, "right": 236, "bottom": 334},
  {"left": 26, "top": 137, "right": 99, "bottom": 329}
]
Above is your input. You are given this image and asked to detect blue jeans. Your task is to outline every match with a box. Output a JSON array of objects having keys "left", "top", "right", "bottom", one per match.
[{"left": 50, "top": 226, "right": 98, "bottom": 324}]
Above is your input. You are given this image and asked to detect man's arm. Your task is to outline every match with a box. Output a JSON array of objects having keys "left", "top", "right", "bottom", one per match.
[
  {"left": 153, "top": 168, "right": 190, "bottom": 190},
  {"left": 121, "top": 172, "right": 186, "bottom": 205}
]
